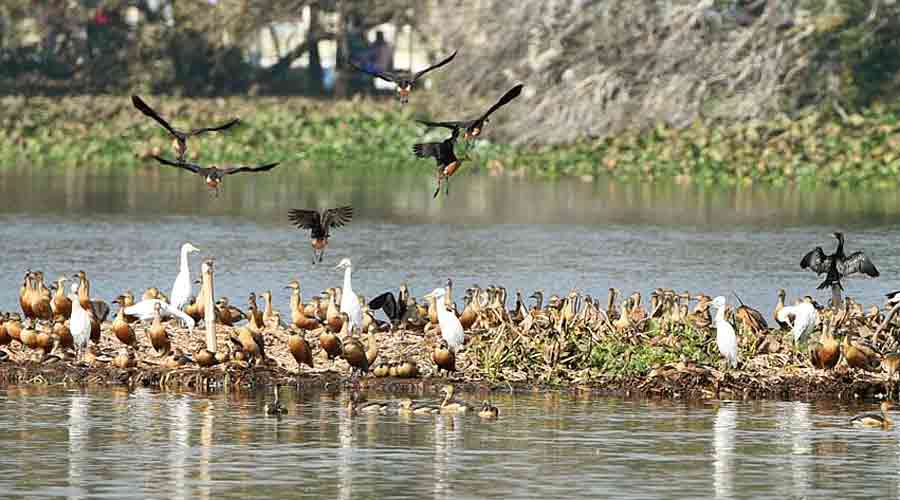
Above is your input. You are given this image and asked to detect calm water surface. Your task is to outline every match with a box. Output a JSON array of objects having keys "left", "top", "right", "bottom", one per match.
[
  {"left": 0, "top": 165, "right": 897, "bottom": 314},
  {"left": 1, "top": 387, "right": 900, "bottom": 499}
]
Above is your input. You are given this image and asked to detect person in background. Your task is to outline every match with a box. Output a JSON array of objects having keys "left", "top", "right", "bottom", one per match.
[{"left": 370, "top": 30, "right": 393, "bottom": 74}]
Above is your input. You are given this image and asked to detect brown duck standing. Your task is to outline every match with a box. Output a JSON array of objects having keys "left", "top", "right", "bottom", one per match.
[
  {"left": 53, "top": 320, "right": 73, "bottom": 351},
  {"left": 110, "top": 303, "right": 136, "bottom": 347},
  {"left": 286, "top": 281, "right": 320, "bottom": 330},
  {"left": 433, "top": 340, "right": 456, "bottom": 377},
  {"left": 148, "top": 302, "right": 171, "bottom": 356},
  {"left": 843, "top": 334, "right": 880, "bottom": 371},
  {"left": 51, "top": 276, "right": 72, "bottom": 321},
  {"left": 20, "top": 272, "right": 34, "bottom": 319},
  {"left": 810, "top": 329, "right": 841, "bottom": 370},
  {"left": 288, "top": 328, "right": 314, "bottom": 371},
  {"left": 342, "top": 321, "right": 369, "bottom": 376}
]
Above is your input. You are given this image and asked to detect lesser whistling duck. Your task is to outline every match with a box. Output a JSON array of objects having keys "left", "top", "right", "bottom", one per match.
[
  {"left": 169, "top": 243, "right": 200, "bottom": 311},
  {"left": 74, "top": 271, "right": 109, "bottom": 322},
  {"left": 843, "top": 333, "right": 880, "bottom": 371},
  {"left": 417, "top": 84, "right": 524, "bottom": 142},
  {"left": 5, "top": 314, "right": 22, "bottom": 343},
  {"left": 287, "top": 206, "right": 353, "bottom": 264},
  {"left": 288, "top": 328, "right": 314, "bottom": 371},
  {"left": 810, "top": 327, "right": 841, "bottom": 370},
  {"left": 286, "top": 281, "right": 320, "bottom": 330},
  {"left": 882, "top": 352, "right": 900, "bottom": 395},
  {"left": 29, "top": 272, "right": 52, "bottom": 321},
  {"left": 51, "top": 276, "right": 72, "bottom": 321},
  {"left": 148, "top": 302, "right": 171, "bottom": 356},
  {"left": 110, "top": 302, "right": 136, "bottom": 347},
  {"left": 20, "top": 271, "right": 33, "bottom": 319},
  {"left": 165, "top": 349, "right": 191, "bottom": 369},
  {"left": 261, "top": 290, "right": 282, "bottom": 329},
  {"left": 112, "top": 349, "right": 136, "bottom": 369},
  {"left": 20, "top": 321, "right": 39, "bottom": 352},
  {"left": 132, "top": 95, "right": 240, "bottom": 162},
  {"left": 773, "top": 289, "right": 789, "bottom": 330},
  {"left": 433, "top": 340, "right": 457, "bottom": 377},
  {"left": 247, "top": 292, "right": 264, "bottom": 330},
  {"left": 0, "top": 315, "right": 11, "bottom": 347},
  {"left": 412, "top": 127, "right": 468, "bottom": 198},
  {"left": 732, "top": 292, "right": 768, "bottom": 335},
  {"left": 373, "top": 363, "right": 390, "bottom": 377},
  {"left": 801, "top": 232, "right": 879, "bottom": 299},
  {"left": 439, "top": 384, "right": 470, "bottom": 414},
  {"left": 850, "top": 401, "right": 893, "bottom": 428},
  {"left": 52, "top": 320, "right": 73, "bottom": 350},
  {"left": 231, "top": 321, "right": 266, "bottom": 365},
  {"left": 398, "top": 398, "right": 440, "bottom": 415},
  {"left": 396, "top": 359, "right": 419, "bottom": 378},
  {"left": 215, "top": 297, "right": 246, "bottom": 326},
  {"left": 478, "top": 401, "right": 499, "bottom": 419},
  {"left": 265, "top": 385, "right": 288, "bottom": 416},
  {"left": 151, "top": 155, "right": 280, "bottom": 197},
  {"left": 119, "top": 290, "right": 138, "bottom": 323},
  {"left": 349, "top": 50, "right": 457, "bottom": 104},
  {"left": 341, "top": 315, "right": 369, "bottom": 376},
  {"left": 194, "top": 347, "right": 218, "bottom": 367},
  {"left": 325, "top": 289, "right": 343, "bottom": 332}
]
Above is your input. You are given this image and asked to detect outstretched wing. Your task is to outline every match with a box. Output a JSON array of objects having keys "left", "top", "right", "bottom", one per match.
[
  {"left": 415, "top": 119, "right": 474, "bottom": 131},
  {"left": 322, "top": 206, "right": 353, "bottom": 230},
  {"left": 412, "top": 50, "right": 457, "bottom": 80},
  {"left": 369, "top": 292, "right": 399, "bottom": 320},
  {"left": 800, "top": 246, "right": 829, "bottom": 275},
  {"left": 189, "top": 118, "right": 241, "bottom": 136},
  {"left": 132, "top": 95, "right": 180, "bottom": 137},
  {"left": 348, "top": 60, "right": 395, "bottom": 82},
  {"left": 477, "top": 83, "right": 524, "bottom": 122},
  {"left": 839, "top": 251, "right": 879, "bottom": 278},
  {"left": 151, "top": 155, "right": 203, "bottom": 174},
  {"left": 287, "top": 209, "right": 322, "bottom": 231},
  {"left": 221, "top": 162, "right": 280, "bottom": 175},
  {"left": 412, "top": 141, "right": 442, "bottom": 160}
]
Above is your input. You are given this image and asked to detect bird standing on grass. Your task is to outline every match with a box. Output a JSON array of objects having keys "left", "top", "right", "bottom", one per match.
[{"left": 712, "top": 296, "right": 738, "bottom": 369}]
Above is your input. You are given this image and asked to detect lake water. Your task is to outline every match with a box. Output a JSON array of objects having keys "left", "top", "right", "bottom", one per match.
[
  {"left": 1, "top": 386, "right": 899, "bottom": 499},
  {"left": 0, "top": 165, "right": 896, "bottom": 317}
]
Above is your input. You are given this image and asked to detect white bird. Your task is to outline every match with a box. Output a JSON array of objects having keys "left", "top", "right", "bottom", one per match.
[
  {"left": 170, "top": 243, "right": 200, "bottom": 311},
  {"left": 124, "top": 299, "right": 196, "bottom": 333},
  {"left": 427, "top": 287, "right": 464, "bottom": 353},
  {"left": 335, "top": 258, "right": 362, "bottom": 331},
  {"left": 68, "top": 292, "right": 92, "bottom": 363},
  {"left": 712, "top": 296, "right": 738, "bottom": 369},
  {"left": 776, "top": 301, "right": 819, "bottom": 345}
]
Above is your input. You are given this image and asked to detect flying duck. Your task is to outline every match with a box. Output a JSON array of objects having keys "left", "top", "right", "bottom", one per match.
[
  {"left": 151, "top": 155, "right": 280, "bottom": 196},
  {"left": 349, "top": 50, "right": 457, "bottom": 104},
  {"left": 287, "top": 206, "right": 353, "bottom": 264},
  {"left": 416, "top": 83, "right": 524, "bottom": 143},
  {"left": 132, "top": 95, "right": 240, "bottom": 162}
]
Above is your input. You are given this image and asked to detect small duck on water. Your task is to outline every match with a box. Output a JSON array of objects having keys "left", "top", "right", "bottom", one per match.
[
  {"left": 478, "top": 401, "right": 499, "bottom": 419},
  {"left": 850, "top": 401, "right": 893, "bottom": 429},
  {"left": 265, "top": 385, "right": 288, "bottom": 417}
]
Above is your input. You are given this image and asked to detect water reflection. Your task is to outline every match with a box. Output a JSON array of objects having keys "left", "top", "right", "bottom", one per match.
[
  {"left": 170, "top": 396, "right": 190, "bottom": 500},
  {"left": 68, "top": 393, "right": 88, "bottom": 500},
  {"left": 712, "top": 403, "right": 736, "bottom": 500}
]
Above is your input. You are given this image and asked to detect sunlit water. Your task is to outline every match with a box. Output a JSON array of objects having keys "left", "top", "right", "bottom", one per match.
[
  {"left": 1, "top": 165, "right": 898, "bottom": 315},
  {"left": 1, "top": 387, "right": 900, "bottom": 499}
]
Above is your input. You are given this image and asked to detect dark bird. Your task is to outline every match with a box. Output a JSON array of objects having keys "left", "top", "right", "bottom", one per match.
[
  {"left": 151, "top": 155, "right": 279, "bottom": 196},
  {"left": 413, "top": 130, "right": 468, "bottom": 198},
  {"left": 132, "top": 95, "right": 240, "bottom": 162},
  {"left": 349, "top": 50, "right": 457, "bottom": 104},
  {"left": 368, "top": 283, "right": 410, "bottom": 324},
  {"left": 801, "top": 232, "right": 879, "bottom": 295},
  {"left": 287, "top": 206, "right": 353, "bottom": 264},
  {"left": 732, "top": 292, "right": 768, "bottom": 335},
  {"left": 416, "top": 84, "right": 524, "bottom": 143}
]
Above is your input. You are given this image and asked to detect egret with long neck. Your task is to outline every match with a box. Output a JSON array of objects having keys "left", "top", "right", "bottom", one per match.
[
  {"left": 712, "top": 296, "right": 738, "bottom": 369},
  {"left": 335, "top": 258, "right": 362, "bottom": 331},
  {"left": 427, "top": 287, "right": 464, "bottom": 353},
  {"left": 170, "top": 243, "right": 200, "bottom": 311},
  {"left": 68, "top": 286, "right": 91, "bottom": 363}
]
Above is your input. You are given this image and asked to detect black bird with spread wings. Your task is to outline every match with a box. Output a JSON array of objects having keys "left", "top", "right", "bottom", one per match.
[
  {"left": 416, "top": 84, "right": 524, "bottom": 143},
  {"left": 368, "top": 283, "right": 410, "bottom": 325},
  {"left": 132, "top": 95, "right": 240, "bottom": 162},
  {"left": 349, "top": 50, "right": 457, "bottom": 104},
  {"left": 801, "top": 232, "right": 879, "bottom": 290},
  {"left": 287, "top": 207, "right": 353, "bottom": 264},
  {"left": 412, "top": 128, "right": 469, "bottom": 198},
  {"left": 151, "top": 155, "right": 279, "bottom": 197}
]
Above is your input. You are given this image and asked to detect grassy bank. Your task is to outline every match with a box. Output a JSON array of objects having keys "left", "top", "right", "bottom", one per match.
[{"left": 1, "top": 95, "right": 899, "bottom": 188}]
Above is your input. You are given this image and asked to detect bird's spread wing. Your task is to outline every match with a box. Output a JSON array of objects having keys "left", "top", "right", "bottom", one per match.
[
  {"left": 287, "top": 209, "right": 322, "bottom": 231},
  {"left": 839, "top": 251, "right": 879, "bottom": 278},
  {"left": 132, "top": 95, "right": 179, "bottom": 137},
  {"left": 369, "top": 292, "right": 398, "bottom": 320},
  {"left": 189, "top": 118, "right": 241, "bottom": 135},
  {"left": 221, "top": 162, "right": 280, "bottom": 175},
  {"left": 151, "top": 155, "right": 203, "bottom": 174},
  {"left": 412, "top": 50, "right": 457, "bottom": 80},
  {"left": 412, "top": 141, "right": 442, "bottom": 160},
  {"left": 322, "top": 206, "right": 353, "bottom": 230},
  {"left": 477, "top": 83, "right": 524, "bottom": 122},
  {"left": 415, "top": 119, "right": 474, "bottom": 131},
  {"left": 800, "top": 246, "right": 828, "bottom": 274},
  {"left": 348, "top": 60, "right": 395, "bottom": 82}
]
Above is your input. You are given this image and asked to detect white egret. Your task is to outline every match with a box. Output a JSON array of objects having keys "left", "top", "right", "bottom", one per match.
[
  {"left": 426, "top": 287, "right": 464, "bottom": 353},
  {"left": 124, "top": 299, "right": 195, "bottom": 333},
  {"left": 335, "top": 258, "right": 362, "bottom": 331},
  {"left": 776, "top": 301, "right": 819, "bottom": 345},
  {"left": 68, "top": 291, "right": 91, "bottom": 363},
  {"left": 169, "top": 243, "right": 200, "bottom": 311},
  {"left": 712, "top": 296, "right": 738, "bottom": 369}
]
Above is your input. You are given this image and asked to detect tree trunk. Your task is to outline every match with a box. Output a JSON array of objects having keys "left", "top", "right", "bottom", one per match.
[{"left": 307, "top": 5, "right": 323, "bottom": 94}]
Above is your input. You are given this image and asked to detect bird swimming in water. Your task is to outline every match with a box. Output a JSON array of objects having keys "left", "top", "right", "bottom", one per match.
[
  {"left": 417, "top": 84, "right": 524, "bottom": 144},
  {"left": 132, "top": 95, "right": 240, "bottom": 162},
  {"left": 170, "top": 243, "right": 200, "bottom": 312},
  {"left": 801, "top": 232, "right": 879, "bottom": 298},
  {"left": 349, "top": 50, "right": 457, "bottom": 104},
  {"left": 265, "top": 385, "right": 288, "bottom": 416},
  {"left": 712, "top": 296, "right": 738, "bottom": 369},
  {"left": 287, "top": 206, "right": 353, "bottom": 264},
  {"left": 151, "top": 155, "right": 280, "bottom": 197},
  {"left": 776, "top": 301, "right": 819, "bottom": 345},
  {"left": 850, "top": 401, "right": 893, "bottom": 428}
]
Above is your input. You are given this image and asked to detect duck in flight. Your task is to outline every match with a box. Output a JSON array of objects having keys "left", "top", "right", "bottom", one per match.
[
  {"left": 132, "top": 95, "right": 240, "bottom": 162},
  {"left": 151, "top": 155, "right": 280, "bottom": 196},
  {"left": 800, "top": 232, "right": 879, "bottom": 290},
  {"left": 349, "top": 50, "right": 457, "bottom": 104},
  {"left": 416, "top": 84, "right": 524, "bottom": 144},
  {"left": 287, "top": 206, "right": 353, "bottom": 264},
  {"left": 413, "top": 128, "right": 469, "bottom": 198}
]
